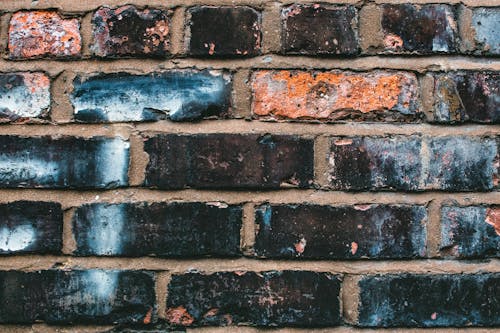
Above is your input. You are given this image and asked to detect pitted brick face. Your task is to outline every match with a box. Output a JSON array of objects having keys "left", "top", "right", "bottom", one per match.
[{"left": 8, "top": 11, "right": 81, "bottom": 59}]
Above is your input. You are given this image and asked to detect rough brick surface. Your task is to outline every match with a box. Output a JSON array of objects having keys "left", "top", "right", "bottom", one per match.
[
  {"left": 328, "top": 136, "right": 498, "bottom": 191},
  {"left": 166, "top": 271, "right": 341, "bottom": 327},
  {"left": 0, "top": 72, "right": 50, "bottom": 121},
  {"left": 144, "top": 134, "right": 314, "bottom": 189},
  {"left": 432, "top": 71, "right": 499, "bottom": 123},
  {"left": 71, "top": 71, "right": 231, "bottom": 122},
  {"left": 441, "top": 205, "right": 499, "bottom": 258},
  {"left": 92, "top": 6, "right": 169, "bottom": 58},
  {"left": 282, "top": 5, "right": 358, "bottom": 55},
  {"left": 381, "top": 4, "right": 457, "bottom": 54},
  {"left": 0, "top": 270, "right": 155, "bottom": 324},
  {"left": 188, "top": 6, "right": 261, "bottom": 57},
  {"left": 252, "top": 70, "right": 420, "bottom": 121},
  {"left": 358, "top": 274, "right": 500, "bottom": 327},
  {"left": 8, "top": 11, "right": 81, "bottom": 59},
  {"left": 469, "top": 8, "right": 500, "bottom": 55},
  {"left": 73, "top": 202, "right": 242, "bottom": 257},
  {"left": 0, "top": 136, "right": 129, "bottom": 188},
  {"left": 0, "top": 201, "right": 62, "bottom": 254},
  {"left": 254, "top": 204, "right": 427, "bottom": 259}
]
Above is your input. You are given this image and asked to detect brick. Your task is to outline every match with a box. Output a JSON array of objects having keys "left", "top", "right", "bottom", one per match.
[
  {"left": 328, "top": 136, "right": 498, "bottom": 191},
  {"left": 166, "top": 271, "right": 341, "bottom": 326},
  {"left": 92, "top": 6, "right": 169, "bottom": 58},
  {"left": 73, "top": 202, "right": 242, "bottom": 257},
  {"left": 470, "top": 8, "right": 500, "bottom": 55},
  {"left": 8, "top": 11, "right": 81, "bottom": 59},
  {"left": 188, "top": 6, "right": 261, "bottom": 57},
  {"left": 0, "top": 136, "right": 129, "bottom": 189},
  {"left": 441, "top": 205, "right": 499, "bottom": 258},
  {"left": 144, "top": 134, "right": 314, "bottom": 189},
  {"left": 381, "top": 4, "right": 457, "bottom": 54},
  {"left": 282, "top": 5, "right": 358, "bottom": 55},
  {"left": 0, "top": 270, "right": 155, "bottom": 324},
  {"left": 104, "top": 325, "right": 185, "bottom": 333},
  {"left": 0, "top": 201, "right": 62, "bottom": 254},
  {"left": 357, "top": 274, "right": 500, "bottom": 327},
  {"left": 254, "top": 204, "right": 427, "bottom": 259},
  {"left": 432, "top": 71, "right": 499, "bottom": 123},
  {"left": 251, "top": 70, "right": 420, "bottom": 121},
  {"left": 71, "top": 71, "right": 231, "bottom": 122},
  {"left": 0, "top": 73, "right": 50, "bottom": 121}
]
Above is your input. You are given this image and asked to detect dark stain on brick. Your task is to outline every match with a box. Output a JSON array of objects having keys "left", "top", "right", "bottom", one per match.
[{"left": 166, "top": 271, "right": 341, "bottom": 327}]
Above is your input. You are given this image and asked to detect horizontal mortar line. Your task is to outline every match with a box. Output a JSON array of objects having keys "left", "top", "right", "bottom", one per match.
[
  {"left": 0, "top": 256, "right": 498, "bottom": 274},
  {"left": 0, "top": 56, "right": 500, "bottom": 74}
]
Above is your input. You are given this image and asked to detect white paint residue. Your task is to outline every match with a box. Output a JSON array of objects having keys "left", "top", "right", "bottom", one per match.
[
  {"left": 0, "top": 83, "right": 50, "bottom": 117},
  {"left": 90, "top": 204, "right": 125, "bottom": 255},
  {"left": 96, "top": 139, "right": 129, "bottom": 186},
  {"left": 82, "top": 270, "right": 119, "bottom": 315},
  {"left": 0, "top": 157, "right": 59, "bottom": 184},
  {"left": 0, "top": 224, "right": 35, "bottom": 251}
]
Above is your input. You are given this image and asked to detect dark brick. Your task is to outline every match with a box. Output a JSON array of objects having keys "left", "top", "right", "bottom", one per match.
[
  {"left": 0, "top": 270, "right": 155, "bottom": 324},
  {"left": 358, "top": 274, "right": 500, "bottom": 327},
  {"left": 282, "top": 5, "right": 358, "bottom": 55},
  {"left": 0, "top": 136, "right": 129, "bottom": 189},
  {"left": 144, "top": 134, "right": 314, "bottom": 189},
  {"left": 73, "top": 202, "right": 242, "bottom": 257},
  {"left": 166, "top": 271, "right": 341, "bottom": 327},
  {"left": 381, "top": 4, "right": 457, "bottom": 54},
  {"left": 469, "top": 8, "right": 500, "bottom": 55},
  {"left": 92, "top": 6, "right": 169, "bottom": 58},
  {"left": 328, "top": 136, "right": 498, "bottom": 191},
  {"left": 0, "top": 201, "right": 62, "bottom": 254},
  {"left": 432, "top": 71, "right": 499, "bottom": 123},
  {"left": 104, "top": 325, "right": 185, "bottom": 333},
  {"left": 441, "top": 205, "right": 499, "bottom": 258},
  {"left": 71, "top": 71, "right": 231, "bottom": 122},
  {"left": 188, "top": 6, "right": 261, "bottom": 57},
  {"left": 254, "top": 204, "right": 427, "bottom": 259}
]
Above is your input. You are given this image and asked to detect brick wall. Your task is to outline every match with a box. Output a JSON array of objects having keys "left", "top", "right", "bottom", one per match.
[{"left": 0, "top": 0, "right": 498, "bottom": 332}]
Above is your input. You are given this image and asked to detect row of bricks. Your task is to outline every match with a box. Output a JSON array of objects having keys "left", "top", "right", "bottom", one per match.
[
  {"left": 2, "top": 4, "right": 500, "bottom": 59},
  {"left": 0, "top": 200, "right": 499, "bottom": 258},
  {"left": 1, "top": 70, "right": 499, "bottom": 123},
  {"left": 0, "top": 269, "right": 498, "bottom": 327},
  {"left": 0, "top": 134, "right": 498, "bottom": 191}
]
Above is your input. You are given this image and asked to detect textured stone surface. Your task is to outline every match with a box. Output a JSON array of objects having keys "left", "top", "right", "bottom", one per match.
[
  {"left": 252, "top": 70, "right": 419, "bottom": 121},
  {"left": 471, "top": 8, "right": 500, "bottom": 55},
  {"left": 254, "top": 204, "right": 427, "bottom": 259},
  {"left": 71, "top": 71, "right": 231, "bottom": 122},
  {"left": 166, "top": 271, "right": 341, "bottom": 326},
  {"left": 441, "top": 205, "right": 500, "bottom": 258},
  {"left": 73, "top": 202, "right": 242, "bottom": 257},
  {"left": 0, "top": 201, "right": 62, "bottom": 255},
  {"left": 92, "top": 6, "right": 169, "bottom": 58},
  {"left": 381, "top": 4, "right": 457, "bottom": 54},
  {"left": 0, "top": 270, "right": 155, "bottom": 324},
  {"left": 358, "top": 274, "right": 500, "bottom": 327},
  {"left": 8, "top": 11, "right": 81, "bottom": 59},
  {"left": 144, "top": 134, "right": 314, "bottom": 189},
  {"left": 282, "top": 4, "right": 358, "bottom": 55},
  {"left": 0, "top": 136, "right": 129, "bottom": 189},
  {"left": 188, "top": 6, "right": 261, "bottom": 57},
  {"left": 0, "top": 72, "right": 50, "bottom": 121}
]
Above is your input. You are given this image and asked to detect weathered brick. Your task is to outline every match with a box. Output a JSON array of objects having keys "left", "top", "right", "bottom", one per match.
[
  {"left": 166, "top": 271, "right": 341, "bottom": 326},
  {"left": 282, "top": 4, "right": 358, "bottom": 55},
  {"left": 381, "top": 4, "right": 457, "bottom": 54},
  {"left": 0, "top": 72, "right": 50, "bottom": 121},
  {"left": 0, "top": 136, "right": 129, "bottom": 188},
  {"left": 358, "top": 274, "right": 500, "bottom": 327},
  {"left": 92, "top": 6, "right": 169, "bottom": 58},
  {"left": 251, "top": 70, "right": 420, "bottom": 121},
  {"left": 0, "top": 270, "right": 155, "bottom": 324},
  {"left": 73, "top": 202, "right": 242, "bottom": 257},
  {"left": 104, "top": 325, "right": 185, "bottom": 333},
  {"left": 71, "top": 71, "right": 231, "bottom": 122},
  {"left": 328, "top": 136, "right": 498, "bottom": 191},
  {"left": 144, "top": 134, "right": 313, "bottom": 189},
  {"left": 8, "top": 11, "right": 81, "bottom": 59},
  {"left": 432, "top": 71, "right": 499, "bottom": 123},
  {"left": 188, "top": 6, "right": 261, "bottom": 57},
  {"left": 254, "top": 204, "right": 427, "bottom": 259},
  {"left": 0, "top": 201, "right": 62, "bottom": 254},
  {"left": 441, "top": 205, "right": 499, "bottom": 258},
  {"left": 469, "top": 8, "right": 500, "bottom": 55}
]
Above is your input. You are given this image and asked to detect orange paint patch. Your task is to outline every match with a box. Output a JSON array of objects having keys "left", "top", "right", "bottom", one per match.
[
  {"left": 485, "top": 208, "right": 500, "bottom": 236},
  {"left": 22, "top": 73, "right": 50, "bottom": 94},
  {"left": 334, "top": 139, "right": 353, "bottom": 146},
  {"left": 384, "top": 33, "right": 404, "bottom": 50},
  {"left": 294, "top": 237, "right": 307, "bottom": 255},
  {"left": 165, "top": 306, "right": 194, "bottom": 326},
  {"left": 431, "top": 312, "right": 438, "bottom": 320},
  {"left": 143, "top": 307, "right": 153, "bottom": 324},
  {"left": 351, "top": 242, "right": 358, "bottom": 255}
]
